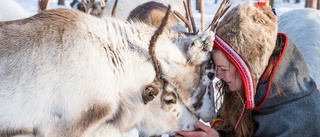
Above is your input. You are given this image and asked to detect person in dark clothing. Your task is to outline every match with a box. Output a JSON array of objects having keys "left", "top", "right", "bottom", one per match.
[{"left": 177, "top": 1, "right": 320, "bottom": 137}]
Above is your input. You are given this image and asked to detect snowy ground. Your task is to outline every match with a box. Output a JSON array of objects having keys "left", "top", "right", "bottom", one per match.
[
  {"left": 192, "top": 0, "right": 306, "bottom": 32},
  {"left": 13, "top": 0, "right": 306, "bottom": 31}
]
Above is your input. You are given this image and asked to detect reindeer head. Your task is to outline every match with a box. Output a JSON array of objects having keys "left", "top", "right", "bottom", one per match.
[
  {"left": 140, "top": 81, "right": 198, "bottom": 136},
  {"left": 168, "top": 30, "right": 216, "bottom": 122},
  {"left": 70, "top": 0, "right": 107, "bottom": 16},
  {"left": 141, "top": 3, "right": 216, "bottom": 124},
  {"left": 143, "top": 0, "right": 231, "bottom": 123}
]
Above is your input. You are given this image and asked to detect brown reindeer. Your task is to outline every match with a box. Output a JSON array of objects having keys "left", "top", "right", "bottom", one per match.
[{"left": 127, "top": 1, "right": 180, "bottom": 29}]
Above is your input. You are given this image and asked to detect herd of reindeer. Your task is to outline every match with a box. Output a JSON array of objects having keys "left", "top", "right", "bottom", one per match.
[{"left": 0, "top": 0, "right": 319, "bottom": 137}]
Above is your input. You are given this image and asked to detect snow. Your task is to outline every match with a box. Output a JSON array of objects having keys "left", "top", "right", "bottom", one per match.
[
  {"left": 0, "top": 0, "right": 30, "bottom": 21},
  {"left": 10, "top": 0, "right": 306, "bottom": 30},
  {"left": 190, "top": 0, "right": 306, "bottom": 32}
]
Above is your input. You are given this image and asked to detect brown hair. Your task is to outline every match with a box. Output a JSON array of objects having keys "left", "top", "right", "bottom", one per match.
[
  {"left": 213, "top": 34, "right": 286, "bottom": 137},
  {"left": 217, "top": 81, "right": 253, "bottom": 137},
  {"left": 216, "top": 2, "right": 278, "bottom": 92},
  {"left": 213, "top": 48, "right": 253, "bottom": 137},
  {"left": 212, "top": 2, "right": 278, "bottom": 136}
]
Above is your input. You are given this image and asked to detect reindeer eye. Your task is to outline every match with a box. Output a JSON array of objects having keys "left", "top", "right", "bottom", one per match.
[
  {"left": 191, "top": 42, "right": 195, "bottom": 47},
  {"left": 164, "top": 99, "right": 175, "bottom": 105},
  {"left": 207, "top": 72, "right": 214, "bottom": 80},
  {"left": 162, "top": 91, "right": 177, "bottom": 105}
]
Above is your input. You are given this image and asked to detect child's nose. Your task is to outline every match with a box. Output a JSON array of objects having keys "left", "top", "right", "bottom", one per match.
[{"left": 216, "top": 70, "right": 223, "bottom": 79}]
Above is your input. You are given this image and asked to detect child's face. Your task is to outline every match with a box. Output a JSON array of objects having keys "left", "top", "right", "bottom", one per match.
[{"left": 212, "top": 50, "right": 243, "bottom": 92}]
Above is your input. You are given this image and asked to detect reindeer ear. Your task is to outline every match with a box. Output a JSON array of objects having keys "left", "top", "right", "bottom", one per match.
[
  {"left": 100, "top": 0, "right": 106, "bottom": 8},
  {"left": 77, "top": 3, "right": 86, "bottom": 13},
  {"left": 187, "top": 31, "right": 215, "bottom": 65},
  {"left": 142, "top": 85, "right": 159, "bottom": 104}
]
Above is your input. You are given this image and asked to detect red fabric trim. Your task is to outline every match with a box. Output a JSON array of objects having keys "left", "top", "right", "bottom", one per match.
[
  {"left": 214, "top": 35, "right": 255, "bottom": 110},
  {"left": 258, "top": 1, "right": 266, "bottom": 7},
  {"left": 260, "top": 58, "right": 275, "bottom": 81},
  {"left": 254, "top": 33, "right": 289, "bottom": 109},
  {"left": 210, "top": 118, "right": 222, "bottom": 128}
]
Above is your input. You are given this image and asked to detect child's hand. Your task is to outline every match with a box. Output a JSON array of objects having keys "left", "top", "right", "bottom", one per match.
[{"left": 176, "top": 121, "right": 220, "bottom": 137}]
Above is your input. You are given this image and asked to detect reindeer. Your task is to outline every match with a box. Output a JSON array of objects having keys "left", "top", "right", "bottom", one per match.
[
  {"left": 69, "top": 0, "right": 186, "bottom": 21},
  {"left": 101, "top": 0, "right": 185, "bottom": 21},
  {"left": 70, "top": 0, "right": 190, "bottom": 33},
  {"left": 126, "top": 0, "right": 198, "bottom": 34},
  {"left": 278, "top": 8, "right": 320, "bottom": 88},
  {"left": 127, "top": 1, "right": 180, "bottom": 29},
  {"left": 69, "top": 0, "right": 217, "bottom": 127},
  {"left": 125, "top": 0, "right": 227, "bottom": 123},
  {"left": 0, "top": 6, "right": 216, "bottom": 137}
]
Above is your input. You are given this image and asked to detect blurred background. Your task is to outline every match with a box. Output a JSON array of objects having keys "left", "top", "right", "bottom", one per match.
[{"left": 2, "top": 0, "right": 318, "bottom": 32}]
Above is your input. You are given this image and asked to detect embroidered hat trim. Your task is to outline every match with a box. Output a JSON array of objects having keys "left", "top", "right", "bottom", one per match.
[{"left": 214, "top": 35, "right": 255, "bottom": 110}]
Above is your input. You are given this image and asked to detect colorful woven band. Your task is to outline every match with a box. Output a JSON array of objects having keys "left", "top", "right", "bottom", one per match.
[{"left": 214, "top": 35, "right": 255, "bottom": 110}]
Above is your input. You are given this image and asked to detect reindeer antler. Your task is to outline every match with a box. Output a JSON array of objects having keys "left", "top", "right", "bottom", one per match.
[
  {"left": 187, "top": 0, "right": 197, "bottom": 34},
  {"left": 111, "top": 0, "right": 118, "bottom": 17},
  {"left": 209, "top": 0, "right": 231, "bottom": 32},
  {"left": 149, "top": 5, "right": 171, "bottom": 83},
  {"left": 38, "top": 0, "right": 49, "bottom": 12},
  {"left": 143, "top": 5, "right": 171, "bottom": 104},
  {"left": 173, "top": 10, "right": 192, "bottom": 32},
  {"left": 173, "top": 0, "right": 198, "bottom": 34}
]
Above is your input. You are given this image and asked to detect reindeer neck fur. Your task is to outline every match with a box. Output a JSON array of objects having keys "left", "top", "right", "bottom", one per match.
[
  {"left": 99, "top": 12, "right": 198, "bottom": 133},
  {"left": 101, "top": 14, "right": 198, "bottom": 92},
  {"left": 0, "top": 8, "right": 193, "bottom": 93}
]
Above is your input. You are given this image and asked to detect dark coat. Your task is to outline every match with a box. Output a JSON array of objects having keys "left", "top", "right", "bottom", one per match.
[{"left": 253, "top": 33, "right": 320, "bottom": 137}]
